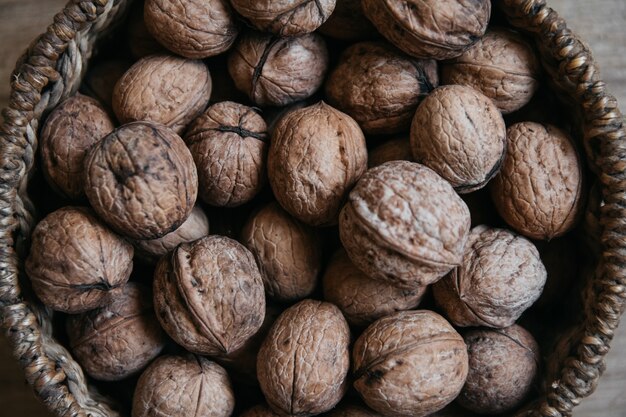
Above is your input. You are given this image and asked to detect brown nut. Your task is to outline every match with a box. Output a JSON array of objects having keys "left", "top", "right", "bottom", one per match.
[
  {"left": 81, "top": 60, "right": 130, "bottom": 110},
  {"left": 185, "top": 101, "right": 268, "bottom": 207},
  {"left": 40, "top": 94, "right": 115, "bottom": 200},
  {"left": 326, "top": 42, "right": 438, "bottom": 135},
  {"left": 410, "top": 85, "right": 507, "bottom": 193},
  {"left": 84, "top": 121, "right": 198, "bottom": 240},
  {"left": 240, "top": 404, "right": 282, "bottom": 417},
  {"left": 339, "top": 161, "right": 471, "bottom": 289},
  {"left": 257, "top": 299, "right": 350, "bottom": 416},
  {"left": 228, "top": 32, "right": 329, "bottom": 107},
  {"left": 318, "top": 0, "right": 377, "bottom": 41},
  {"left": 25, "top": 207, "right": 133, "bottom": 313},
  {"left": 154, "top": 235, "right": 265, "bottom": 356},
  {"left": 368, "top": 136, "right": 412, "bottom": 168},
  {"left": 132, "top": 354, "right": 234, "bottom": 417},
  {"left": 361, "top": 0, "right": 490, "bottom": 60},
  {"left": 269, "top": 102, "right": 367, "bottom": 226},
  {"left": 66, "top": 283, "right": 165, "bottom": 381},
  {"left": 242, "top": 202, "right": 322, "bottom": 302},
  {"left": 490, "top": 122, "right": 584, "bottom": 240},
  {"left": 113, "top": 55, "right": 212, "bottom": 134},
  {"left": 353, "top": 310, "right": 468, "bottom": 417}
]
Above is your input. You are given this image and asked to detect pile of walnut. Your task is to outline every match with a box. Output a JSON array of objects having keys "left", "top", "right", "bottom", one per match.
[{"left": 26, "top": 0, "right": 587, "bottom": 416}]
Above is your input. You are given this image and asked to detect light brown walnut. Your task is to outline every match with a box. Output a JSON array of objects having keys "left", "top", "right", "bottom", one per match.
[
  {"left": 318, "top": 0, "right": 376, "bottom": 41},
  {"left": 368, "top": 136, "right": 412, "bottom": 168}
]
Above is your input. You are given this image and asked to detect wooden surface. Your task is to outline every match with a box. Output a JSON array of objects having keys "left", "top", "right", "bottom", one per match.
[{"left": 0, "top": 0, "right": 625, "bottom": 416}]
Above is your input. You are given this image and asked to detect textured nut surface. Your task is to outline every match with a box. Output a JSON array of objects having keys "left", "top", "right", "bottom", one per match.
[
  {"left": 490, "top": 122, "right": 584, "bottom": 240},
  {"left": 339, "top": 161, "right": 470, "bottom": 288},
  {"left": 368, "top": 136, "right": 412, "bottom": 168},
  {"left": 257, "top": 299, "right": 350, "bottom": 416},
  {"left": 240, "top": 404, "right": 282, "bottom": 417},
  {"left": 410, "top": 85, "right": 507, "bottom": 193},
  {"left": 361, "top": 0, "right": 490, "bottom": 60},
  {"left": 326, "top": 42, "right": 438, "bottom": 135},
  {"left": 154, "top": 235, "right": 265, "bottom": 356},
  {"left": 228, "top": 32, "right": 329, "bottom": 107},
  {"left": 84, "top": 121, "right": 198, "bottom": 240},
  {"left": 269, "top": 102, "right": 367, "bottom": 226},
  {"left": 353, "top": 310, "right": 468, "bottom": 417},
  {"left": 433, "top": 226, "right": 546, "bottom": 328},
  {"left": 325, "top": 404, "right": 382, "bottom": 417},
  {"left": 185, "top": 101, "right": 268, "bottom": 207},
  {"left": 318, "top": 0, "right": 376, "bottom": 41},
  {"left": 25, "top": 207, "right": 133, "bottom": 313},
  {"left": 113, "top": 55, "right": 212, "bottom": 134},
  {"left": 67, "top": 283, "right": 165, "bottom": 381},
  {"left": 81, "top": 60, "right": 130, "bottom": 110}
]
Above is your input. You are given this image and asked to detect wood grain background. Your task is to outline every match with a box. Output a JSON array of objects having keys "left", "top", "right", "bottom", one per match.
[{"left": 0, "top": 0, "right": 625, "bottom": 416}]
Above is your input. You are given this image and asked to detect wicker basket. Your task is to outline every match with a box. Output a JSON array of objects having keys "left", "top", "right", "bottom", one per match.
[{"left": 1, "top": 0, "right": 625, "bottom": 416}]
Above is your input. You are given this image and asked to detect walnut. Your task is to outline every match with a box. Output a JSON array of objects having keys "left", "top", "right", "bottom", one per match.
[
  {"left": 325, "top": 42, "right": 438, "bottom": 135},
  {"left": 432, "top": 225, "right": 547, "bottom": 328},
  {"left": 40, "top": 94, "right": 115, "bottom": 200},
  {"left": 490, "top": 122, "right": 584, "bottom": 240},
  {"left": 132, "top": 354, "right": 234, "bottom": 417},
  {"left": 144, "top": 0, "right": 239, "bottom": 59},
  {"left": 257, "top": 299, "right": 350, "bottom": 416},
  {"left": 352, "top": 310, "right": 468, "bottom": 417},
  {"left": 84, "top": 121, "right": 198, "bottom": 240},
  {"left": 318, "top": 0, "right": 377, "bottom": 41},
  {"left": 153, "top": 235, "right": 265, "bottom": 356},
  {"left": 66, "top": 283, "right": 165, "bottom": 381},
  {"left": 241, "top": 202, "right": 322, "bottom": 302},
  {"left": 240, "top": 404, "right": 282, "bottom": 417},
  {"left": 25, "top": 207, "right": 133, "bottom": 313},
  {"left": 442, "top": 28, "right": 541, "bottom": 114},
  {"left": 323, "top": 250, "right": 426, "bottom": 327},
  {"left": 339, "top": 161, "right": 471, "bottom": 289},
  {"left": 185, "top": 101, "right": 268, "bottom": 207},
  {"left": 361, "top": 0, "right": 491, "bottom": 60},
  {"left": 112, "top": 55, "right": 212, "bottom": 134},
  {"left": 410, "top": 85, "right": 507, "bottom": 193},
  {"left": 81, "top": 60, "right": 130, "bottom": 110},
  {"left": 269, "top": 102, "right": 367, "bottom": 226},
  {"left": 368, "top": 136, "right": 412, "bottom": 168},
  {"left": 228, "top": 32, "right": 329, "bottom": 107},
  {"left": 325, "top": 403, "right": 382, "bottom": 417},
  {"left": 230, "top": 0, "right": 336, "bottom": 36}
]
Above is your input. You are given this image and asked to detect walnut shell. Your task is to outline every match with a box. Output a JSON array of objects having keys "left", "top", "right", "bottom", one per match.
[
  {"left": 269, "top": 102, "right": 367, "bottom": 226},
  {"left": 132, "top": 354, "right": 235, "bottom": 417},
  {"left": 25, "top": 207, "right": 133, "bottom": 313},
  {"left": 153, "top": 235, "right": 265, "bottom": 356},
  {"left": 410, "top": 85, "right": 507, "bottom": 193},
  {"left": 325, "top": 42, "right": 438, "bottom": 135},
  {"left": 240, "top": 404, "right": 282, "bottom": 417},
  {"left": 112, "top": 55, "right": 212, "bottom": 134},
  {"left": 361, "top": 0, "right": 490, "bottom": 60},
  {"left": 325, "top": 404, "right": 382, "bottom": 417},
  {"left": 228, "top": 32, "right": 329, "bottom": 107},
  {"left": 318, "top": 0, "right": 376, "bottom": 41},
  {"left": 66, "top": 283, "right": 165, "bottom": 381},
  {"left": 84, "top": 121, "right": 198, "bottom": 240},
  {"left": 81, "top": 60, "right": 130, "bottom": 110},
  {"left": 433, "top": 225, "right": 547, "bottom": 328},
  {"left": 339, "top": 161, "right": 471, "bottom": 289},
  {"left": 40, "top": 94, "right": 115, "bottom": 200},
  {"left": 368, "top": 136, "right": 412, "bottom": 168},
  {"left": 185, "top": 101, "right": 268, "bottom": 207},
  {"left": 353, "top": 310, "right": 468, "bottom": 417},
  {"left": 490, "top": 122, "right": 584, "bottom": 240},
  {"left": 257, "top": 299, "right": 350, "bottom": 416}
]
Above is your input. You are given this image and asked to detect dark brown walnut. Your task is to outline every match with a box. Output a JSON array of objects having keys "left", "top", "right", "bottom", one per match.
[
  {"left": 40, "top": 94, "right": 114, "bottom": 200},
  {"left": 442, "top": 28, "right": 541, "bottom": 114},
  {"left": 144, "top": 0, "right": 239, "bottom": 59},
  {"left": 132, "top": 354, "right": 234, "bottom": 417},
  {"left": 361, "top": 0, "right": 490, "bottom": 60},
  {"left": 257, "top": 299, "right": 350, "bottom": 416},
  {"left": 228, "top": 32, "right": 329, "bottom": 107},
  {"left": 240, "top": 404, "right": 282, "bottom": 417},
  {"left": 113, "top": 55, "right": 212, "bottom": 134},
  {"left": 25, "top": 207, "right": 133, "bottom": 313},
  {"left": 325, "top": 403, "right": 382, "bottom": 417},
  {"left": 490, "top": 122, "right": 584, "bottom": 240},
  {"left": 457, "top": 325, "right": 540, "bottom": 414},
  {"left": 84, "top": 122, "right": 198, "bottom": 240},
  {"left": 66, "top": 283, "right": 165, "bottom": 381},
  {"left": 410, "top": 85, "right": 507, "bottom": 193},
  {"left": 318, "top": 0, "right": 377, "bottom": 41},
  {"left": 81, "top": 60, "right": 130, "bottom": 111},
  {"left": 326, "top": 42, "right": 438, "bottom": 135},
  {"left": 127, "top": 1, "right": 167, "bottom": 59},
  {"left": 368, "top": 136, "right": 412, "bottom": 168},
  {"left": 153, "top": 235, "right": 265, "bottom": 356},
  {"left": 185, "top": 101, "right": 268, "bottom": 207},
  {"left": 353, "top": 310, "right": 468, "bottom": 417},
  {"left": 269, "top": 102, "right": 367, "bottom": 226},
  {"left": 433, "top": 226, "right": 547, "bottom": 328},
  {"left": 339, "top": 161, "right": 471, "bottom": 289}
]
